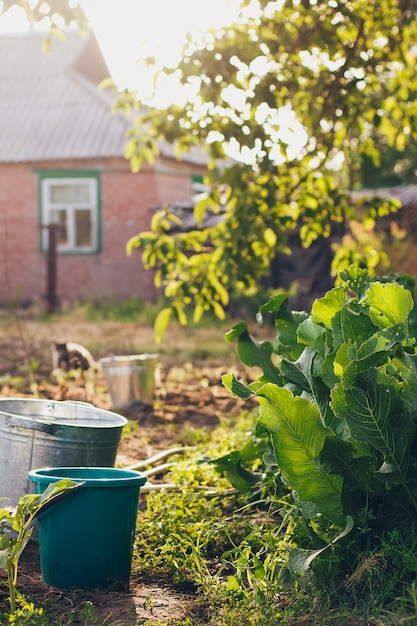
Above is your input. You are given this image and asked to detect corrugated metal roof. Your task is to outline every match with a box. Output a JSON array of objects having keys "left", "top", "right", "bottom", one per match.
[{"left": 0, "top": 29, "right": 129, "bottom": 162}]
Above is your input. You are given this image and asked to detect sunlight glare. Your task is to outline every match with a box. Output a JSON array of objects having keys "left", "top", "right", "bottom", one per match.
[{"left": 81, "top": 0, "right": 242, "bottom": 92}]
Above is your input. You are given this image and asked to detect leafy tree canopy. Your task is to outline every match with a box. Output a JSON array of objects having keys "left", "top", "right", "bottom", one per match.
[
  {"left": 0, "top": 1, "right": 88, "bottom": 48},
  {"left": 120, "top": 0, "right": 417, "bottom": 338},
  {"left": 15, "top": 0, "right": 417, "bottom": 337},
  {"left": 1, "top": 1, "right": 87, "bottom": 31}
]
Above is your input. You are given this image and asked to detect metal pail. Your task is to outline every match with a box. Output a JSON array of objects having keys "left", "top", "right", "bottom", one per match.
[
  {"left": 100, "top": 354, "right": 160, "bottom": 410},
  {"left": 0, "top": 398, "right": 127, "bottom": 506}
]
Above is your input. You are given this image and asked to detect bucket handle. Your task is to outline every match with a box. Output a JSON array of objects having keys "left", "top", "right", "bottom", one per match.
[
  {"left": 34, "top": 481, "right": 86, "bottom": 519},
  {"left": 5, "top": 414, "right": 60, "bottom": 436}
]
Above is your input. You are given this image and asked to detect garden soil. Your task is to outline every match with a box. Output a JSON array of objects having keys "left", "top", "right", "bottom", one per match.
[{"left": 0, "top": 318, "right": 262, "bottom": 625}]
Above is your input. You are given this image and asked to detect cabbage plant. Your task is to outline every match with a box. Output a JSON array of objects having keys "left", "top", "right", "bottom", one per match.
[{"left": 223, "top": 267, "right": 417, "bottom": 555}]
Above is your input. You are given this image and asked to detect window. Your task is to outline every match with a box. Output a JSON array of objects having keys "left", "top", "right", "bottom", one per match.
[
  {"left": 39, "top": 173, "right": 101, "bottom": 254},
  {"left": 191, "top": 174, "right": 210, "bottom": 201}
]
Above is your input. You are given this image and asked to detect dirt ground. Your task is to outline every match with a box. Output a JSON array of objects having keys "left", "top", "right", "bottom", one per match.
[{"left": 0, "top": 318, "right": 257, "bottom": 624}]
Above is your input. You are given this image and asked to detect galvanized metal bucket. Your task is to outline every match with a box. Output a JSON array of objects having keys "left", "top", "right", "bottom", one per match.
[
  {"left": 100, "top": 354, "right": 160, "bottom": 410},
  {"left": 0, "top": 398, "right": 127, "bottom": 506}
]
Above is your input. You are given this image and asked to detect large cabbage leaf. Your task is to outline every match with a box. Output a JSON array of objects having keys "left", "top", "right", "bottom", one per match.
[{"left": 256, "top": 384, "right": 344, "bottom": 524}]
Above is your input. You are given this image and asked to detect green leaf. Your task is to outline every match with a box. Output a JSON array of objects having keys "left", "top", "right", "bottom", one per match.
[
  {"left": 253, "top": 556, "right": 266, "bottom": 578},
  {"left": 288, "top": 516, "right": 354, "bottom": 576},
  {"left": 340, "top": 266, "right": 371, "bottom": 298},
  {"left": 222, "top": 373, "right": 254, "bottom": 399},
  {"left": 208, "top": 274, "right": 229, "bottom": 306},
  {"left": 208, "top": 450, "right": 263, "bottom": 493},
  {"left": 342, "top": 348, "right": 391, "bottom": 389},
  {"left": 297, "top": 318, "right": 326, "bottom": 350},
  {"left": 193, "top": 303, "right": 204, "bottom": 324},
  {"left": 211, "top": 300, "right": 226, "bottom": 320},
  {"left": 356, "top": 324, "right": 405, "bottom": 359},
  {"left": 279, "top": 347, "right": 345, "bottom": 436},
  {"left": 226, "top": 575, "right": 240, "bottom": 592},
  {"left": 393, "top": 352, "right": 417, "bottom": 411},
  {"left": 333, "top": 341, "right": 356, "bottom": 380},
  {"left": 332, "top": 307, "right": 378, "bottom": 351},
  {"left": 363, "top": 282, "right": 414, "bottom": 329},
  {"left": 257, "top": 384, "right": 344, "bottom": 523},
  {"left": 258, "top": 295, "right": 307, "bottom": 360},
  {"left": 225, "top": 320, "right": 248, "bottom": 342},
  {"left": 0, "top": 534, "right": 11, "bottom": 569},
  {"left": 225, "top": 322, "right": 280, "bottom": 383},
  {"left": 337, "top": 323, "right": 404, "bottom": 383},
  {"left": 154, "top": 307, "right": 172, "bottom": 343},
  {"left": 174, "top": 303, "right": 188, "bottom": 326},
  {"left": 321, "top": 351, "right": 339, "bottom": 389},
  {"left": 320, "top": 437, "right": 383, "bottom": 516},
  {"left": 331, "top": 369, "right": 413, "bottom": 486},
  {"left": 98, "top": 76, "right": 115, "bottom": 89},
  {"left": 257, "top": 294, "right": 289, "bottom": 323},
  {"left": 10, "top": 533, "right": 32, "bottom": 565},
  {"left": 311, "top": 285, "right": 347, "bottom": 330},
  {"left": 126, "top": 234, "right": 141, "bottom": 256},
  {"left": 279, "top": 348, "right": 315, "bottom": 393},
  {"left": 263, "top": 228, "right": 277, "bottom": 248},
  {"left": 309, "top": 373, "right": 348, "bottom": 438}
]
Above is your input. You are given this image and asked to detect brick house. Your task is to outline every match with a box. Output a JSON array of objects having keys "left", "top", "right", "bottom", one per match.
[{"left": 0, "top": 29, "right": 206, "bottom": 308}]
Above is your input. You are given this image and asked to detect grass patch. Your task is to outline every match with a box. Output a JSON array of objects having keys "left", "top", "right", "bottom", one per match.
[{"left": 81, "top": 296, "right": 164, "bottom": 325}]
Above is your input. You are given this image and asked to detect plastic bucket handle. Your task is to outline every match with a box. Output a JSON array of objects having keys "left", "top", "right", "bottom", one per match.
[{"left": 33, "top": 481, "right": 86, "bottom": 519}]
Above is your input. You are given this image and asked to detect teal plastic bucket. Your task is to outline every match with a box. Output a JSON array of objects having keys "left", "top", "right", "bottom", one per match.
[{"left": 28, "top": 467, "right": 147, "bottom": 591}]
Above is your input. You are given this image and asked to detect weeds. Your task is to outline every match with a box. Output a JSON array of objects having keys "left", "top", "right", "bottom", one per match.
[
  {"left": 0, "top": 599, "right": 123, "bottom": 626},
  {"left": 0, "top": 481, "right": 78, "bottom": 616}
]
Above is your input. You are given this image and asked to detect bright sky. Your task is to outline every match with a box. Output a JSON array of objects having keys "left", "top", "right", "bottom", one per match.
[
  {"left": 0, "top": 0, "right": 241, "bottom": 94},
  {"left": 0, "top": 0, "right": 311, "bottom": 165},
  {"left": 83, "top": 0, "right": 241, "bottom": 90}
]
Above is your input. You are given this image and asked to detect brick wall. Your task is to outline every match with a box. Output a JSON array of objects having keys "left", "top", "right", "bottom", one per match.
[{"left": 0, "top": 155, "right": 206, "bottom": 308}]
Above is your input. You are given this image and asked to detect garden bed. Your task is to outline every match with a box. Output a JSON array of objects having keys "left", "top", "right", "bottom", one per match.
[
  {"left": 0, "top": 313, "right": 403, "bottom": 625},
  {"left": 0, "top": 315, "right": 255, "bottom": 624}
]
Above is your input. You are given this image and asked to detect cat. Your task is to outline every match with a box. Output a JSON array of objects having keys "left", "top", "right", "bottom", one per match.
[{"left": 51, "top": 342, "right": 100, "bottom": 373}]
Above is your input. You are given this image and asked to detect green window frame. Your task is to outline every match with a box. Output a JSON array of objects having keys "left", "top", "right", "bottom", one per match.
[
  {"left": 191, "top": 174, "right": 209, "bottom": 200},
  {"left": 38, "top": 170, "right": 102, "bottom": 254}
]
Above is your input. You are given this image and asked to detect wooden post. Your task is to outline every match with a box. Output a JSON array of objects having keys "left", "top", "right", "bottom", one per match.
[{"left": 43, "top": 224, "right": 59, "bottom": 313}]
